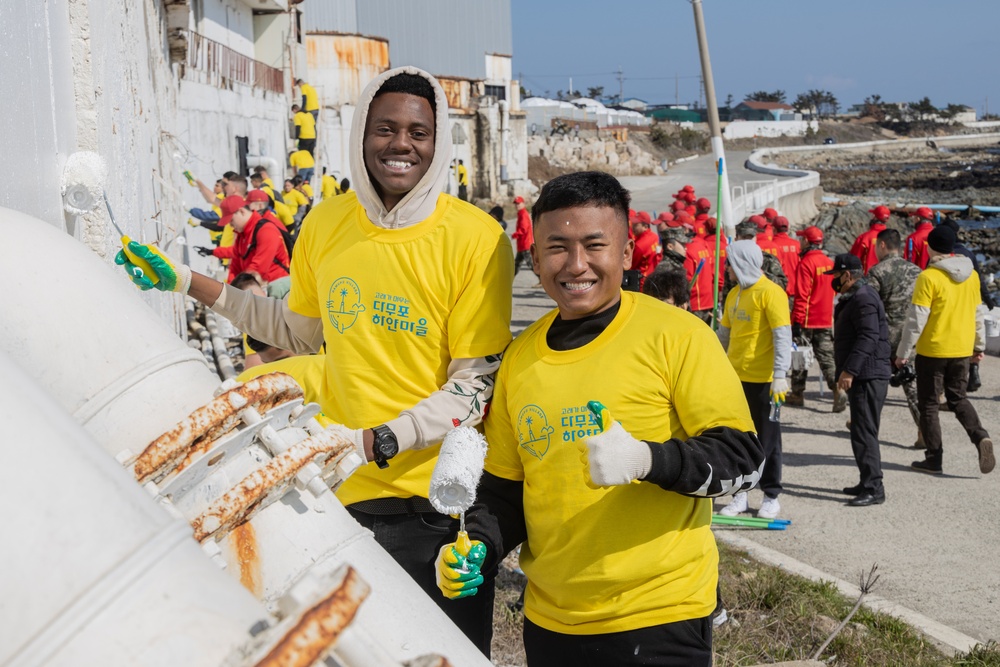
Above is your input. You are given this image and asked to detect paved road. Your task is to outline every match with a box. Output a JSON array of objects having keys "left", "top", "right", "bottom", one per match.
[{"left": 508, "top": 276, "right": 1000, "bottom": 645}]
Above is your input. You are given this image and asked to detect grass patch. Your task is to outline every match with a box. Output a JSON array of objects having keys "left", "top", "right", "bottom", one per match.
[{"left": 489, "top": 543, "right": 1000, "bottom": 666}]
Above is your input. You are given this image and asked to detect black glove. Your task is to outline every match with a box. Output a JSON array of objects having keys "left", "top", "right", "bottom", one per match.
[
  {"left": 792, "top": 322, "right": 803, "bottom": 341},
  {"left": 195, "top": 246, "right": 214, "bottom": 257}
]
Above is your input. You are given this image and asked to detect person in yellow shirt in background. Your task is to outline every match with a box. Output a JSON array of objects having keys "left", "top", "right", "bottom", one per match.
[
  {"left": 288, "top": 149, "right": 315, "bottom": 184},
  {"left": 295, "top": 78, "right": 320, "bottom": 121},
  {"left": 295, "top": 174, "right": 314, "bottom": 203},
  {"left": 320, "top": 167, "right": 342, "bottom": 200},
  {"left": 444, "top": 171, "right": 762, "bottom": 666},
  {"left": 454, "top": 158, "right": 469, "bottom": 201},
  {"left": 715, "top": 240, "right": 792, "bottom": 520},
  {"left": 250, "top": 172, "right": 284, "bottom": 206},
  {"left": 282, "top": 178, "right": 310, "bottom": 229},
  {"left": 896, "top": 225, "right": 993, "bottom": 476},
  {"left": 292, "top": 103, "right": 317, "bottom": 155}
]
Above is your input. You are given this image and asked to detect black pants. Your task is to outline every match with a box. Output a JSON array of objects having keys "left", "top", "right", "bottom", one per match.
[
  {"left": 458, "top": 183, "right": 468, "bottom": 201},
  {"left": 514, "top": 250, "right": 531, "bottom": 275},
  {"left": 915, "top": 355, "right": 989, "bottom": 459},
  {"left": 523, "top": 615, "right": 712, "bottom": 667},
  {"left": 742, "top": 381, "right": 781, "bottom": 498},
  {"left": 847, "top": 377, "right": 887, "bottom": 492},
  {"left": 346, "top": 507, "right": 495, "bottom": 656},
  {"left": 298, "top": 138, "right": 316, "bottom": 156}
]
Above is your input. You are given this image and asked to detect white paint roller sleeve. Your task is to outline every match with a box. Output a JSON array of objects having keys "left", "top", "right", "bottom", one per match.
[{"left": 429, "top": 427, "right": 488, "bottom": 515}]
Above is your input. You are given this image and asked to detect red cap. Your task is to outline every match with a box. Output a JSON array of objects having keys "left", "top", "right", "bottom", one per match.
[
  {"left": 912, "top": 206, "right": 934, "bottom": 220},
  {"left": 685, "top": 205, "right": 697, "bottom": 215},
  {"left": 763, "top": 207, "right": 778, "bottom": 221},
  {"left": 513, "top": 196, "right": 525, "bottom": 204},
  {"left": 696, "top": 197, "right": 711, "bottom": 210},
  {"left": 773, "top": 216, "right": 790, "bottom": 230},
  {"left": 671, "top": 200, "right": 686, "bottom": 212},
  {"left": 219, "top": 194, "right": 247, "bottom": 226},
  {"left": 682, "top": 184, "right": 695, "bottom": 192},
  {"left": 749, "top": 215, "right": 768, "bottom": 229},
  {"left": 635, "top": 211, "right": 652, "bottom": 224},
  {"left": 675, "top": 211, "right": 693, "bottom": 223},
  {"left": 657, "top": 211, "right": 674, "bottom": 223},
  {"left": 705, "top": 217, "right": 718, "bottom": 233},
  {"left": 683, "top": 191, "right": 697, "bottom": 203},
  {"left": 869, "top": 205, "right": 891, "bottom": 222},
  {"left": 247, "top": 189, "right": 270, "bottom": 204},
  {"left": 628, "top": 208, "right": 638, "bottom": 223},
  {"left": 796, "top": 225, "right": 824, "bottom": 244}
]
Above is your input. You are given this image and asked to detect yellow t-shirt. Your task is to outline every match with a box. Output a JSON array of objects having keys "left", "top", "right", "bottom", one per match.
[
  {"left": 273, "top": 200, "right": 295, "bottom": 227},
  {"left": 300, "top": 183, "right": 314, "bottom": 200},
  {"left": 294, "top": 111, "right": 317, "bottom": 140},
  {"left": 321, "top": 174, "right": 341, "bottom": 200},
  {"left": 457, "top": 164, "right": 469, "bottom": 186},
  {"left": 263, "top": 177, "right": 276, "bottom": 190},
  {"left": 289, "top": 192, "right": 514, "bottom": 505},
  {"left": 289, "top": 150, "right": 315, "bottom": 170},
  {"left": 721, "top": 276, "right": 791, "bottom": 383},
  {"left": 300, "top": 83, "right": 319, "bottom": 112},
  {"left": 282, "top": 188, "right": 309, "bottom": 215},
  {"left": 485, "top": 291, "right": 754, "bottom": 635},
  {"left": 236, "top": 355, "right": 332, "bottom": 426},
  {"left": 209, "top": 200, "right": 223, "bottom": 244},
  {"left": 913, "top": 263, "right": 982, "bottom": 358}
]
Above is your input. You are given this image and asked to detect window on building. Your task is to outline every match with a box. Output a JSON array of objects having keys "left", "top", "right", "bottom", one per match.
[
  {"left": 295, "top": 9, "right": 302, "bottom": 45},
  {"left": 484, "top": 85, "right": 506, "bottom": 101}
]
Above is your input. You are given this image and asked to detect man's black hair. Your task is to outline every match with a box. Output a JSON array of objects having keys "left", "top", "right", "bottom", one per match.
[
  {"left": 876, "top": 227, "right": 902, "bottom": 251},
  {"left": 642, "top": 268, "right": 690, "bottom": 307},
  {"left": 292, "top": 175, "right": 303, "bottom": 186},
  {"left": 531, "top": 171, "right": 630, "bottom": 228},
  {"left": 340, "top": 178, "right": 351, "bottom": 192},
  {"left": 252, "top": 165, "right": 266, "bottom": 174},
  {"left": 223, "top": 171, "right": 239, "bottom": 181},
  {"left": 487, "top": 205, "right": 504, "bottom": 222},
  {"left": 231, "top": 272, "right": 263, "bottom": 291},
  {"left": 375, "top": 73, "right": 437, "bottom": 117},
  {"left": 245, "top": 335, "right": 273, "bottom": 354},
  {"left": 250, "top": 173, "right": 263, "bottom": 182},
  {"left": 322, "top": 167, "right": 327, "bottom": 175}
]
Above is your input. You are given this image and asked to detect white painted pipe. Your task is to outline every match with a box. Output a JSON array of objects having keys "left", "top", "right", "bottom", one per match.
[
  {"left": 0, "top": 209, "right": 493, "bottom": 666},
  {"left": 0, "top": 351, "right": 266, "bottom": 667},
  {"left": 246, "top": 153, "right": 283, "bottom": 183}
]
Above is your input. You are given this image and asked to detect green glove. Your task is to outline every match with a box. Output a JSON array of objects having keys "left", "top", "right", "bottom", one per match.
[
  {"left": 114, "top": 241, "right": 191, "bottom": 293},
  {"left": 435, "top": 531, "right": 487, "bottom": 600}
]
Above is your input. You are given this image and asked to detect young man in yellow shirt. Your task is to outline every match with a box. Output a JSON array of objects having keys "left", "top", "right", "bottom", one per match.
[
  {"left": 294, "top": 78, "right": 320, "bottom": 120},
  {"left": 320, "top": 167, "right": 342, "bottom": 200},
  {"left": 117, "top": 67, "right": 514, "bottom": 655},
  {"left": 438, "top": 171, "right": 762, "bottom": 666},
  {"left": 292, "top": 104, "right": 317, "bottom": 155},
  {"left": 288, "top": 149, "right": 315, "bottom": 184},
  {"left": 716, "top": 240, "right": 792, "bottom": 520}
]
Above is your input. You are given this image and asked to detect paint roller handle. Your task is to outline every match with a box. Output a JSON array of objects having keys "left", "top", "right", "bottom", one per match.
[
  {"left": 183, "top": 170, "right": 196, "bottom": 185},
  {"left": 114, "top": 240, "right": 190, "bottom": 293},
  {"left": 434, "top": 530, "right": 487, "bottom": 600}
]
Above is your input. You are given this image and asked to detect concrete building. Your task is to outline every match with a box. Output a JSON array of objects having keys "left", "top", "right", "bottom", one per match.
[
  {"left": 2, "top": 0, "right": 300, "bottom": 332},
  {"left": 734, "top": 101, "right": 800, "bottom": 121},
  {"left": 301, "top": 0, "right": 530, "bottom": 202}
]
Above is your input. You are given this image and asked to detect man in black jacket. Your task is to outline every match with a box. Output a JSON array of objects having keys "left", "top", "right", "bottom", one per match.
[{"left": 829, "top": 254, "right": 892, "bottom": 506}]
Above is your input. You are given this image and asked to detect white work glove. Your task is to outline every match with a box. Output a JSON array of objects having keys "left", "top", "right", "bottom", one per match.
[
  {"left": 581, "top": 421, "right": 653, "bottom": 487},
  {"left": 770, "top": 378, "right": 789, "bottom": 405},
  {"left": 326, "top": 424, "right": 367, "bottom": 463}
]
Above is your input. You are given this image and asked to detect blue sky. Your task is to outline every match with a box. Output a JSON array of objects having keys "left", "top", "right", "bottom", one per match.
[{"left": 511, "top": 0, "right": 999, "bottom": 115}]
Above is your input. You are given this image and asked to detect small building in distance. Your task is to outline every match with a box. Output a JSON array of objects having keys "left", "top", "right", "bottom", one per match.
[{"left": 733, "top": 101, "right": 800, "bottom": 121}]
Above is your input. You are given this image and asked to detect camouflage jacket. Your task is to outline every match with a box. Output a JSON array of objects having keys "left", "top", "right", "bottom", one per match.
[
  {"left": 723, "top": 251, "right": 788, "bottom": 297},
  {"left": 654, "top": 249, "right": 687, "bottom": 274},
  {"left": 867, "top": 255, "right": 921, "bottom": 332}
]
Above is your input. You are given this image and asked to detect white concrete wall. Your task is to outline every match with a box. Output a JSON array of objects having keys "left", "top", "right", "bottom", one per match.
[
  {"left": 195, "top": 0, "right": 255, "bottom": 57},
  {"left": 723, "top": 120, "right": 818, "bottom": 139},
  {"left": 253, "top": 12, "right": 290, "bottom": 70}
]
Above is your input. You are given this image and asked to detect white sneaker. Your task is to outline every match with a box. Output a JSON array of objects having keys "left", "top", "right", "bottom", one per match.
[
  {"left": 758, "top": 496, "right": 781, "bottom": 519},
  {"left": 718, "top": 492, "right": 748, "bottom": 516}
]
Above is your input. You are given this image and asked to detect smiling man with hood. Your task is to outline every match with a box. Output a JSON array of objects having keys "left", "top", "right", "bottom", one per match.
[
  {"left": 896, "top": 225, "right": 992, "bottom": 477},
  {"left": 717, "top": 240, "right": 792, "bottom": 521},
  {"left": 115, "top": 67, "right": 514, "bottom": 653}
]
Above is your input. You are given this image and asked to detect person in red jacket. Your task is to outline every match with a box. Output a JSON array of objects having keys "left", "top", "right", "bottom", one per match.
[
  {"left": 788, "top": 225, "right": 842, "bottom": 411},
  {"left": 905, "top": 207, "right": 935, "bottom": 269},
  {"left": 761, "top": 207, "right": 779, "bottom": 240},
  {"left": 511, "top": 195, "right": 534, "bottom": 275},
  {"left": 196, "top": 194, "right": 290, "bottom": 284},
  {"left": 850, "top": 205, "right": 890, "bottom": 274},
  {"left": 751, "top": 215, "right": 779, "bottom": 258},
  {"left": 705, "top": 216, "right": 727, "bottom": 292},
  {"left": 695, "top": 197, "right": 711, "bottom": 216},
  {"left": 772, "top": 216, "right": 799, "bottom": 297},
  {"left": 686, "top": 229, "right": 716, "bottom": 324},
  {"left": 630, "top": 211, "right": 662, "bottom": 280}
]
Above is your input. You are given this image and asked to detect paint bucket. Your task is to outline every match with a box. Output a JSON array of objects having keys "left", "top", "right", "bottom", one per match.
[{"left": 985, "top": 317, "right": 1000, "bottom": 338}]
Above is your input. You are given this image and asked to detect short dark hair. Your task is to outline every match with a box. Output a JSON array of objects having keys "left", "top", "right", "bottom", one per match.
[
  {"left": 223, "top": 171, "right": 239, "bottom": 181},
  {"left": 531, "top": 171, "right": 630, "bottom": 229},
  {"left": 291, "top": 104, "right": 300, "bottom": 111},
  {"left": 340, "top": 178, "right": 350, "bottom": 191},
  {"left": 375, "top": 73, "right": 437, "bottom": 117},
  {"left": 252, "top": 165, "right": 267, "bottom": 174},
  {"left": 229, "top": 174, "right": 248, "bottom": 195},
  {"left": 292, "top": 175, "right": 303, "bottom": 186},
  {"left": 250, "top": 173, "right": 263, "bottom": 182},
  {"left": 876, "top": 227, "right": 901, "bottom": 251},
  {"left": 231, "top": 272, "right": 263, "bottom": 291},
  {"left": 643, "top": 269, "right": 690, "bottom": 307},
  {"left": 245, "top": 335, "right": 272, "bottom": 354},
  {"left": 487, "top": 205, "right": 504, "bottom": 222}
]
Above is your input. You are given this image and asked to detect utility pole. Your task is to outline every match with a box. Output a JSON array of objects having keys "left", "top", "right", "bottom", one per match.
[
  {"left": 616, "top": 66, "right": 624, "bottom": 104},
  {"left": 675, "top": 73, "right": 679, "bottom": 106},
  {"left": 569, "top": 77, "right": 573, "bottom": 98},
  {"left": 690, "top": 0, "right": 733, "bottom": 235}
]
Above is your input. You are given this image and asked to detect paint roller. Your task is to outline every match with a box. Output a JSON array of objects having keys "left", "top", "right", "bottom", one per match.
[
  {"left": 61, "top": 151, "right": 159, "bottom": 285},
  {"left": 429, "top": 426, "right": 488, "bottom": 557}
]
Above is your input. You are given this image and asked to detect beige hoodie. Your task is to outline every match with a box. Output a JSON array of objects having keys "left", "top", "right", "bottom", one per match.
[{"left": 209, "top": 67, "right": 502, "bottom": 454}]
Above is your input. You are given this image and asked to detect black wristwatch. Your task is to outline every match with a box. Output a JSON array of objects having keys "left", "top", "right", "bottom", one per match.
[{"left": 371, "top": 424, "right": 399, "bottom": 469}]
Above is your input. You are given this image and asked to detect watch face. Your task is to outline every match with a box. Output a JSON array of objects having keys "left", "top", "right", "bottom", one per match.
[{"left": 378, "top": 437, "right": 399, "bottom": 458}]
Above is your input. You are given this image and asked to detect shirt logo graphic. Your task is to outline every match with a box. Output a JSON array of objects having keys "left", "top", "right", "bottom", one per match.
[
  {"left": 327, "top": 277, "right": 366, "bottom": 333},
  {"left": 516, "top": 404, "right": 555, "bottom": 460}
]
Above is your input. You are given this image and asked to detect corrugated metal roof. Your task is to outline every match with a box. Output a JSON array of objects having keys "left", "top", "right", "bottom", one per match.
[{"left": 303, "top": 0, "right": 511, "bottom": 81}]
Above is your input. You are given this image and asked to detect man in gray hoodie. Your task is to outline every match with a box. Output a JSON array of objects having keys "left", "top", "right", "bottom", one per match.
[
  {"left": 716, "top": 240, "right": 792, "bottom": 520},
  {"left": 896, "top": 226, "right": 993, "bottom": 476}
]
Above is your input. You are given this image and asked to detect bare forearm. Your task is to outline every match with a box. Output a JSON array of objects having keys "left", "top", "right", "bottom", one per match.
[{"left": 188, "top": 271, "right": 224, "bottom": 306}]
